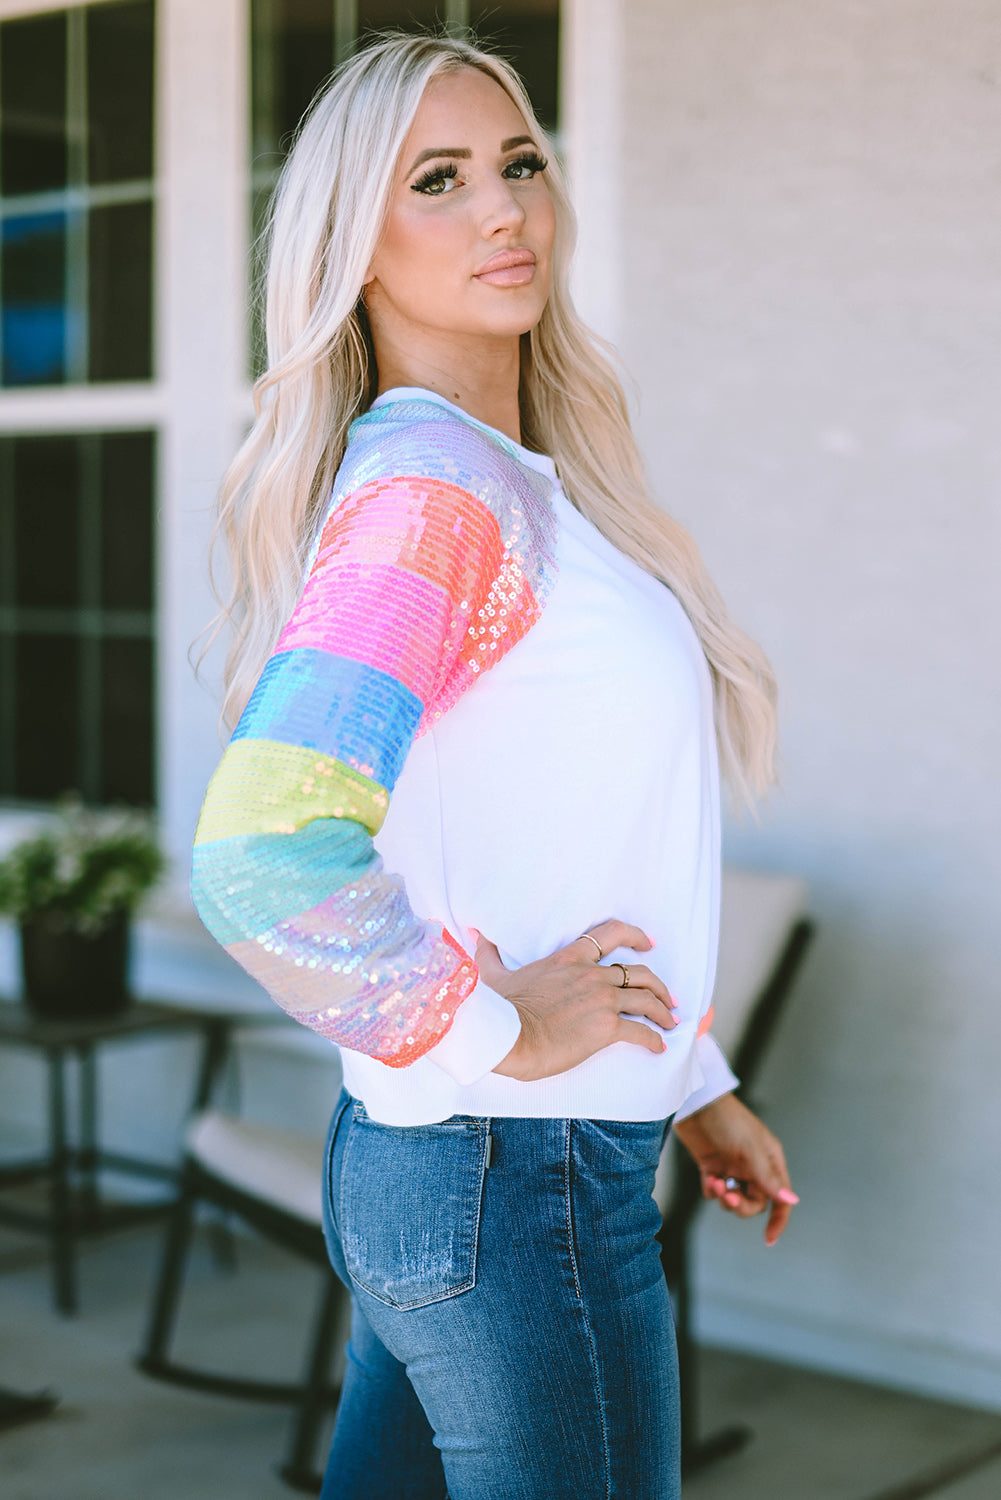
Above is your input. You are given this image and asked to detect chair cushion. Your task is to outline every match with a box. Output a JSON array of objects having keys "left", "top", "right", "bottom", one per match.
[
  {"left": 711, "top": 867, "right": 809, "bottom": 1056},
  {"left": 185, "top": 1111, "right": 326, "bottom": 1226}
]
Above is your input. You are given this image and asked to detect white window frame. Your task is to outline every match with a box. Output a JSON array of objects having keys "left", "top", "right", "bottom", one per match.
[{"left": 0, "top": 0, "right": 249, "bottom": 904}]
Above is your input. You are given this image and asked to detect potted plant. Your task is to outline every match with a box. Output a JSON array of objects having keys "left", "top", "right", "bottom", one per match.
[{"left": 0, "top": 797, "right": 164, "bottom": 1020}]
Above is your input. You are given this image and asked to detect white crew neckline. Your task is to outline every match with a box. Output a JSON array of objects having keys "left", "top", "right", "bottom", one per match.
[{"left": 370, "top": 386, "right": 558, "bottom": 481}]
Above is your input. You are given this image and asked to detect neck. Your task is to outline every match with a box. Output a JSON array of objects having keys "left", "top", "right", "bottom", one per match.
[{"left": 369, "top": 324, "right": 523, "bottom": 445}]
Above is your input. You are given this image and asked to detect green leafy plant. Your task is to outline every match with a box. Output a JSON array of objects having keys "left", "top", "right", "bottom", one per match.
[{"left": 0, "top": 797, "right": 164, "bottom": 937}]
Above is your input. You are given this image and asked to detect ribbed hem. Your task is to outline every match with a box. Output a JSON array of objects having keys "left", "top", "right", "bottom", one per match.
[{"left": 338, "top": 1021, "right": 716, "bottom": 1127}]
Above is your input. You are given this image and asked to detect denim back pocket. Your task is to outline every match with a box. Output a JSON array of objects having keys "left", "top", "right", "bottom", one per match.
[{"left": 339, "top": 1105, "right": 489, "bottom": 1310}]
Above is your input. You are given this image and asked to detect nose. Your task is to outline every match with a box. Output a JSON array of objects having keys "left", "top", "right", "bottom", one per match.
[{"left": 478, "top": 174, "right": 527, "bottom": 238}]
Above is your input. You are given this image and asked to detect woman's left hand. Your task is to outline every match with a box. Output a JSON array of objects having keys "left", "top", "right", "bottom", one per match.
[{"left": 671, "top": 1092, "right": 799, "bottom": 1246}]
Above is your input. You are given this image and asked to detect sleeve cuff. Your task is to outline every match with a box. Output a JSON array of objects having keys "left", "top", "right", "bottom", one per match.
[
  {"left": 673, "top": 1033, "right": 740, "bottom": 1123},
  {"left": 424, "top": 981, "right": 523, "bottom": 1087}
]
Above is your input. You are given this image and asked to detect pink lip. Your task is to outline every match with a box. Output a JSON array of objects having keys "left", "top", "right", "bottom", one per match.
[{"left": 474, "top": 248, "right": 537, "bottom": 286}]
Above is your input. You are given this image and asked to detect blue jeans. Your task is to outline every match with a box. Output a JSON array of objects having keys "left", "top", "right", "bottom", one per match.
[{"left": 319, "top": 1088, "right": 680, "bottom": 1500}]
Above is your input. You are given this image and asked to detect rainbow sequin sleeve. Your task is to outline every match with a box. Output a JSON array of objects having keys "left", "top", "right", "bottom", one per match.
[{"left": 190, "top": 400, "right": 556, "bottom": 1068}]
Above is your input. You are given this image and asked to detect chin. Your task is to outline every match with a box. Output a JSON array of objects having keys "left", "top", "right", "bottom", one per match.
[
  {"left": 471, "top": 301, "right": 549, "bottom": 340},
  {"left": 483, "top": 317, "right": 544, "bottom": 339}
]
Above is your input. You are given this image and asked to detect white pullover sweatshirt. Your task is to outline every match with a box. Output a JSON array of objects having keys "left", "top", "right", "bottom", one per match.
[{"left": 192, "top": 387, "right": 738, "bottom": 1126}]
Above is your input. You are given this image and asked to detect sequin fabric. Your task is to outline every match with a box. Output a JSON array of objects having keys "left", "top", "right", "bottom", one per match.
[{"left": 192, "top": 399, "right": 557, "bottom": 1068}]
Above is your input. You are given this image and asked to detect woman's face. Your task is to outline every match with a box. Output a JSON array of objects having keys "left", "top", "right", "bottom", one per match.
[{"left": 364, "top": 67, "right": 556, "bottom": 345}]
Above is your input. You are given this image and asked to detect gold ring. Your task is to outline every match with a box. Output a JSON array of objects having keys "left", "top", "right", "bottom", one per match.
[
  {"left": 614, "top": 963, "right": 630, "bottom": 989},
  {"left": 578, "top": 933, "right": 603, "bottom": 961}
]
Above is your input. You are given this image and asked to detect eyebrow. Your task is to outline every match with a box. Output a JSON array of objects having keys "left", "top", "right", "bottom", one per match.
[{"left": 406, "top": 135, "right": 537, "bottom": 175}]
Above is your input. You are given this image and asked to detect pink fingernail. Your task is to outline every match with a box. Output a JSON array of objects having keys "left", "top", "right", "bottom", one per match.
[
  {"left": 468, "top": 927, "right": 481, "bottom": 942},
  {"left": 777, "top": 1190, "right": 800, "bottom": 1205}
]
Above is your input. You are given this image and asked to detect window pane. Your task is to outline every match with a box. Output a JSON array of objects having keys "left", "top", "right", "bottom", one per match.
[
  {"left": 249, "top": 183, "right": 273, "bottom": 377},
  {"left": 0, "top": 6, "right": 155, "bottom": 392},
  {"left": 15, "top": 634, "right": 80, "bottom": 800},
  {"left": 100, "top": 637, "right": 154, "bottom": 804},
  {"left": 88, "top": 200, "right": 153, "bottom": 381},
  {"left": 0, "top": 11, "right": 68, "bottom": 196},
  {"left": 470, "top": 2, "right": 560, "bottom": 131},
  {"left": 358, "top": 3, "right": 451, "bottom": 34},
  {"left": 1, "top": 212, "right": 68, "bottom": 386},
  {"left": 254, "top": 0, "right": 334, "bottom": 160},
  {"left": 0, "top": 431, "right": 155, "bottom": 806},
  {"left": 87, "top": 0, "right": 155, "bottom": 186},
  {"left": 0, "top": 444, "right": 12, "bottom": 608},
  {"left": 14, "top": 435, "right": 79, "bottom": 608},
  {"left": 100, "top": 431, "right": 154, "bottom": 610}
]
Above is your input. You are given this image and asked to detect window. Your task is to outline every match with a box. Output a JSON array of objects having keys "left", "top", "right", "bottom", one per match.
[
  {"left": 0, "top": 3, "right": 157, "bottom": 811},
  {"left": 0, "top": 429, "right": 156, "bottom": 806},
  {"left": 0, "top": 0, "right": 155, "bottom": 387}
]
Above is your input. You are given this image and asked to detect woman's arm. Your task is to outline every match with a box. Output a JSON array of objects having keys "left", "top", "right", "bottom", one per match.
[
  {"left": 193, "top": 437, "right": 682, "bottom": 1085},
  {"left": 191, "top": 470, "right": 523, "bottom": 1079}
]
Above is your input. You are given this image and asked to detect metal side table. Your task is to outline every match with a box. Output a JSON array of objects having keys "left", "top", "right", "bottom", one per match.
[{"left": 0, "top": 997, "right": 270, "bottom": 1314}]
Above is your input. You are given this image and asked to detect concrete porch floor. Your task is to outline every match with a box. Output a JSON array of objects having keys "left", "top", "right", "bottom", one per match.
[{"left": 1, "top": 1219, "right": 1000, "bottom": 1500}]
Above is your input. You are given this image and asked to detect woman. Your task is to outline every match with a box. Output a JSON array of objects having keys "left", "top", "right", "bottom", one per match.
[{"left": 192, "top": 30, "right": 798, "bottom": 1500}]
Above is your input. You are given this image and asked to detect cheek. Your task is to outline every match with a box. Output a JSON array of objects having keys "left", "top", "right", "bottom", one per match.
[{"left": 379, "top": 206, "right": 466, "bottom": 297}]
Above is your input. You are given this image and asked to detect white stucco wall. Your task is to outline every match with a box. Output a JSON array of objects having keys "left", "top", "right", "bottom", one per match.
[{"left": 567, "top": 0, "right": 1001, "bottom": 1406}]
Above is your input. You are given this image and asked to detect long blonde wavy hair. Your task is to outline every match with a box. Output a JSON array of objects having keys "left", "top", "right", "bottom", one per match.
[{"left": 212, "top": 30, "right": 777, "bottom": 806}]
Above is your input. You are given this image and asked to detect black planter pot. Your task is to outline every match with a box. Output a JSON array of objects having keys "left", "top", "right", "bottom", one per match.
[{"left": 19, "top": 912, "right": 131, "bottom": 1021}]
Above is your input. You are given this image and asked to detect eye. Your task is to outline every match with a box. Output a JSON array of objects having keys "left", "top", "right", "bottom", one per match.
[
  {"left": 503, "top": 151, "right": 549, "bottom": 181},
  {"left": 411, "top": 162, "right": 459, "bottom": 196}
]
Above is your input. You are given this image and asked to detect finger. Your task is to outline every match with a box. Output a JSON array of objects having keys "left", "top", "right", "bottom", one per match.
[
  {"left": 471, "top": 931, "right": 510, "bottom": 983},
  {"left": 729, "top": 1190, "right": 768, "bottom": 1218},
  {"left": 614, "top": 1018, "right": 668, "bottom": 1057},
  {"left": 602, "top": 962, "right": 675, "bottom": 1010},
  {"left": 765, "top": 1199, "right": 793, "bottom": 1246},
  {"left": 615, "top": 989, "right": 678, "bottom": 1030},
  {"left": 703, "top": 1174, "right": 722, "bottom": 1201},
  {"left": 752, "top": 1158, "right": 799, "bottom": 1208},
  {"left": 705, "top": 1175, "right": 743, "bottom": 1210},
  {"left": 704, "top": 1173, "right": 768, "bottom": 1216},
  {"left": 705, "top": 1173, "right": 741, "bottom": 1198},
  {"left": 572, "top": 931, "right": 609, "bottom": 961},
  {"left": 584, "top": 920, "right": 655, "bottom": 956},
  {"left": 732, "top": 1132, "right": 797, "bottom": 1209}
]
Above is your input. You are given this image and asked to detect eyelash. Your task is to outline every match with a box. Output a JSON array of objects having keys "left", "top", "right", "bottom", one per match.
[
  {"left": 411, "top": 151, "right": 549, "bottom": 195},
  {"left": 506, "top": 150, "right": 549, "bottom": 180}
]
